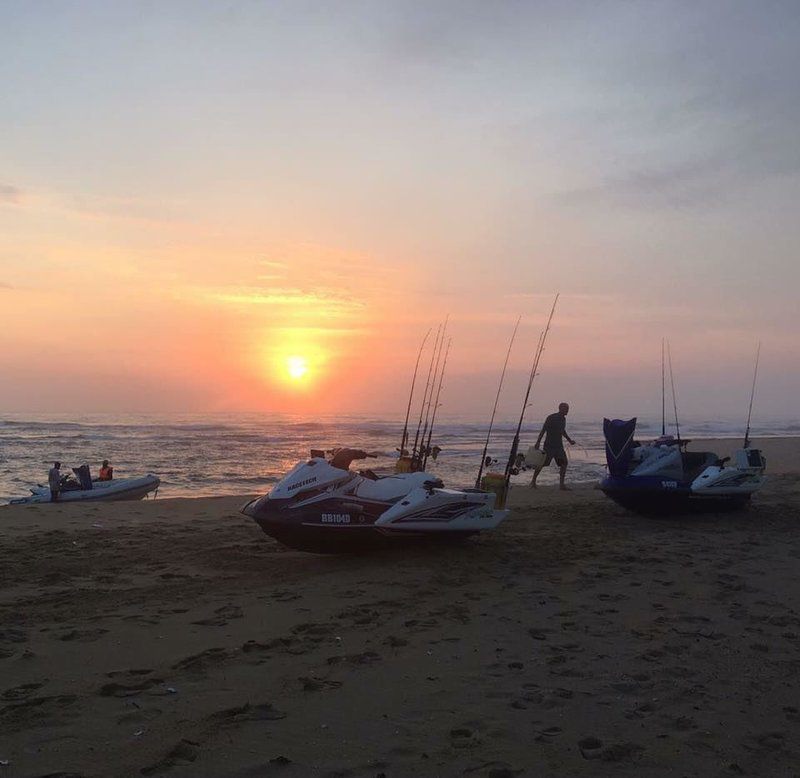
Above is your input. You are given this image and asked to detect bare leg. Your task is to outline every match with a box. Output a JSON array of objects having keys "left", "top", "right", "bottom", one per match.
[
  {"left": 530, "top": 465, "right": 544, "bottom": 488},
  {"left": 559, "top": 463, "right": 569, "bottom": 490}
]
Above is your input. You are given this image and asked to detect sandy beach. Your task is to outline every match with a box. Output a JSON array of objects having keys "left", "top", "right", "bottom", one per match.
[{"left": 2, "top": 437, "right": 799, "bottom": 777}]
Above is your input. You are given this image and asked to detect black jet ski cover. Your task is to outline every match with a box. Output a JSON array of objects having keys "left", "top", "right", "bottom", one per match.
[{"left": 604, "top": 418, "right": 637, "bottom": 477}]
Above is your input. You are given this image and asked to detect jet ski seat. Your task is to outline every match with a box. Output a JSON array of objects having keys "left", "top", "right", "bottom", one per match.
[
  {"left": 354, "top": 472, "right": 440, "bottom": 502},
  {"left": 681, "top": 452, "right": 718, "bottom": 480}
]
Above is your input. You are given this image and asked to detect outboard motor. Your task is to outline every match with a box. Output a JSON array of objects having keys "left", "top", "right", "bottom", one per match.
[{"left": 73, "top": 465, "right": 93, "bottom": 491}]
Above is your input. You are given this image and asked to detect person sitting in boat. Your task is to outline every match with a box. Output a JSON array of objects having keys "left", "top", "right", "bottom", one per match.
[
  {"left": 48, "top": 461, "right": 62, "bottom": 502},
  {"left": 530, "top": 402, "right": 575, "bottom": 491},
  {"left": 98, "top": 460, "right": 113, "bottom": 481}
]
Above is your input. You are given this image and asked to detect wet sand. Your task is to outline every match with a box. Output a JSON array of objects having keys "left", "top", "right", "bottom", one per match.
[{"left": 1, "top": 437, "right": 799, "bottom": 777}]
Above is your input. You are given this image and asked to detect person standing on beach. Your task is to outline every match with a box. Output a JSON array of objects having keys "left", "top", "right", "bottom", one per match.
[
  {"left": 530, "top": 403, "right": 575, "bottom": 490},
  {"left": 48, "top": 461, "right": 62, "bottom": 502}
]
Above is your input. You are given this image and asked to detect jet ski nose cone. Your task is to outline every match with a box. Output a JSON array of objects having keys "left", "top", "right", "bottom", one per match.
[{"left": 240, "top": 496, "right": 261, "bottom": 518}]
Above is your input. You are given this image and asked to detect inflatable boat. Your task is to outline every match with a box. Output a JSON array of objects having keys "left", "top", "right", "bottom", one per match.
[{"left": 10, "top": 468, "right": 160, "bottom": 505}]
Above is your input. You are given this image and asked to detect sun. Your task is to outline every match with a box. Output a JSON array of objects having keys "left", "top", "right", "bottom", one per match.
[{"left": 286, "top": 355, "right": 308, "bottom": 381}]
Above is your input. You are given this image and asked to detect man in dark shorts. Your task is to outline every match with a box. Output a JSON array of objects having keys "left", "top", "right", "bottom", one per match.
[
  {"left": 530, "top": 403, "right": 575, "bottom": 490},
  {"left": 48, "top": 461, "right": 62, "bottom": 502}
]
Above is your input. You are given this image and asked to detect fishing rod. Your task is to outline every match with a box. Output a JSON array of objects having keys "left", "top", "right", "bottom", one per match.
[
  {"left": 743, "top": 341, "right": 761, "bottom": 449},
  {"left": 475, "top": 316, "right": 521, "bottom": 489},
  {"left": 666, "top": 340, "right": 681, "bottom": 443},
  {"left": 661, "top": 338, "right": 666, "bottom": 437},
  {"left": 416, "top": 316, "right": 448, "bottom": 469},
  {"left": 398, "top": 328, "right": 432, "bottom": 457},
  {"left": 410, "top": 322, "right": 442, "bottom": 466},
  {"left": 502, "top": 293, "right": 560, "bottom": 487},
  {"left": 422, "top": 337, "right": 451, "bottom": 470}
]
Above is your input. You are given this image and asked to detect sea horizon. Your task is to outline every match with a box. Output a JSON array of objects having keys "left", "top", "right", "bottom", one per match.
[{"left": 2, "top": 411, "right": 797, "bottom": 502}]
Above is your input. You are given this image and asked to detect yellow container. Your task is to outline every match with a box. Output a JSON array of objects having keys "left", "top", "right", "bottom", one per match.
[
  {"left": 395, "top": 456, "right": 413, "bottom": 473},
  {"left": 481, "top": 472, "right": 508, "bottom": 508}
]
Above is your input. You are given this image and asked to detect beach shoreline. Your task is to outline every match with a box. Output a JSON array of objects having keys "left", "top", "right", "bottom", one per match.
[{"left": 1, "top": 442, "right": 799, "bottom": 777}]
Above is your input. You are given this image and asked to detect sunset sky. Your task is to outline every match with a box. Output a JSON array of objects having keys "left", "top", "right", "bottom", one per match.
[{"left": 2, "top": 1, "right": 798, "bottom": 420}]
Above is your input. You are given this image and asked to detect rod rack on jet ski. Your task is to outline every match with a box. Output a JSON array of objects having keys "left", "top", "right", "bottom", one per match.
[
  {"left": 410, "top": 322, "right": 442, "bottom": 467},
  {"left": 422, "top": 337, "right": 451, "bottom": 471},
  {"left": 415, "top": 316, "right": 448, "bottom": 469},
  {"left": 666, "top": 340, "right": 682, "bottom": 444},
  {"left": 743, "top": 341, "right": 761, "bottom": 449},
  {"left": 398, "top": 328, "right": 431, "bottom": 457},
  {"left": 475, "top": 316, "right": 521, "bottom": 489}
]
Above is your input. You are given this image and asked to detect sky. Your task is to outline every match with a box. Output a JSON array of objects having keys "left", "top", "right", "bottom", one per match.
[{"left": 1, "top": 0, "right": 799, "bottom": 422}]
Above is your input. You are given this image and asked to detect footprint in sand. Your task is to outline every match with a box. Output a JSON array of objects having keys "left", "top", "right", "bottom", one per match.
[
  {"left": 336, "top": 606, "right": 381, "bottom": 625},
  {"left": 2, "top": 681, "right": 46, "bottom": 701},
  {"left": 191, "top": 604, "right": 244, "bottom": 626},
  {"left": 384, "top": 635, "right": 408, "bottom": 648},
  {"left": 208, "top": 702, "right": 286, "bottom": 724},
  {"left": 747, "top": 731, "right": 786, "bottom": 753},
  {"left": 534, "top": 726, "right": 563, "bottom": 743},
  {"left": 0, "top": 694, "right": 77, "bottom": 733},
  {"left": 463, "top": 763, "right": 522, "bottom": 777},
  {"left": 625, "top": 702, "right": 657, "bottom": 720},
  {"left": 326, "top": 651, "right": 381, "bottom": 667},
  {"left": 271, "top": 589, "right": 301, "bottom": 602},
  {"left": 299, "top": 676, "right": 342, "bottom": 692},
  {"left": 98, "top": 677, "right": 164, "bottom": 698},
  {"left": 241, "top": 637, "right": 297, "bottom": 655},
  {"left": 450, "top": 725, "right": 485, "bottom": 749},
  {"left": 403, "top": 618, "right": 440, "bottom": 632},
  {"left": 117, "top": 704, "right": 164, "bottom": 725},
  {"left": 141, "top": 739, "right": 200, "bottom": 775},
  {"left": 172, "top": 647, "right": 232, "bottom": 673},
  {"left": 291, "top": 622, "right": 335, "bottom": 644},
  {"left": 107, "top": 668, "right": 154, "bottom": 678},
  {"left": 0, "top": 627, "right": 28, "bottom": 644},
  {"left": 58, "top": 628, "right": 109, "bottom": 642},
  {"left": 579, "top": 737, "right": 642, "bottom": 762},
  {"left": 28, "top": 773, "right": 83, "bottom": 778}
]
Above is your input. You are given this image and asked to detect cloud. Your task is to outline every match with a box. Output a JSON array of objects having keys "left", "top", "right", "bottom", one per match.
[
  {"left": 0, "top": 281, "right": 13, "bottom": 290},
  {"left": 557, "top": 157, "right": 730, "bottom": 210},
  {"left": 0, "top": 184, "right": 22, "bottom": 204},
  {"left": 209, "top": 287, "right": 364, "bottom": 317}
]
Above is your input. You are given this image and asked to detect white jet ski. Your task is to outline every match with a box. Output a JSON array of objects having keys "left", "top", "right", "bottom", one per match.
[{"left": 241, "top": 448, "right": 508, "bottom": 553}]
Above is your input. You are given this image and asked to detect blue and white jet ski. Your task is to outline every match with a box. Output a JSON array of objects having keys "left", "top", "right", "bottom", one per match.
[
  {"left": 600, "top": 418, "right": 766, "bottom": 514},
  {"left": 242, "top": 448, "right": 508, "bottom": 553}
]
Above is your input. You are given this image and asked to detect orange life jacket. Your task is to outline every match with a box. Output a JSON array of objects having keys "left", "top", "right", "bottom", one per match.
[{"left": 99, "top": 466, "right": 113, "bottom": 481}]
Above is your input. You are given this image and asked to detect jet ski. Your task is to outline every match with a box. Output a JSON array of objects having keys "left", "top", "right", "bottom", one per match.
[
  {"left": 10, "top": 465, "right": 160, "bottom": 505},
  {"left": 241, "top": 448, "right": 509, "bottom": 553},
  {"left": 600, "top": 418, "right": 766, "bottom": 514}
]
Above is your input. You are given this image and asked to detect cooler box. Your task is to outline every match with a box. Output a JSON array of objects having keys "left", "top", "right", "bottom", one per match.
[{"left": 395, "top": 456, "right": 413, "bottom": 473}]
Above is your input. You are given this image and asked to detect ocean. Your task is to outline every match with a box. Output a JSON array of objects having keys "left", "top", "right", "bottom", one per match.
[{"left": 1, "top": 413, "right": 797, "bottom": 502}]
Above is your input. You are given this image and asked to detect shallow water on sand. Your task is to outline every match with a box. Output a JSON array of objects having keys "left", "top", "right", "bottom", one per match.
[{"left": 1, "top": 413, "right": 796, "bottom": 501}]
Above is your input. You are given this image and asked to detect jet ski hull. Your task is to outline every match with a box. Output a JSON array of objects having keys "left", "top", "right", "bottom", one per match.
[
  {"left": 242, "top": 494, "right": 490, "bottom": 553},
  {"left": 601, "top": 476, "right": 752, "bottom": 515},
  {"left": 241, "top": 454, "right": 508, "bottom": 554}
]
